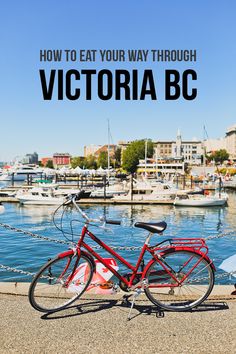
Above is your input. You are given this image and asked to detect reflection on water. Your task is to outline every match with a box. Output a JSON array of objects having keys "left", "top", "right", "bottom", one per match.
[
  {"left": 17, "top": 204, "right": 56, "bottom": 223},
  {"left": 0, "top": 192, "right": 236, "bottom": 284}
]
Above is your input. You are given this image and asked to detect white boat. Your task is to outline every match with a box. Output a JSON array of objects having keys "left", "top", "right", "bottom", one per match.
[
  {"left": 174, "top": 192, "right": 228, "bottom": 207},
  {"left": 16, "top": 187, "right": 65, "bottom": 205},
  {"left": 90, "top": 183, "right": 127, "bottom": 198},
  {"left": 16, "top": 184, "right": 91, "bottom": 205},
  {"left": 0, "top": 165, "right": 44, "bottom": 182},
  {"left": 113, "top": 181, "right": 181, "bottom": 201}
]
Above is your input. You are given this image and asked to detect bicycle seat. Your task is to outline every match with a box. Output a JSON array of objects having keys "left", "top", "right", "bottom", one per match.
[{"left": 134, "top": 221, "right": 167, "bottom": 234}]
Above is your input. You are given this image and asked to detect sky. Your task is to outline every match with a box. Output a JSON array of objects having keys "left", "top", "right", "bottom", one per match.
[{"left": 0, "top": 0, "right": 236, "bottom": 161}]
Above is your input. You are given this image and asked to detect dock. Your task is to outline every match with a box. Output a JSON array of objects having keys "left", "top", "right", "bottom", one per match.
[
  {"left": 0, "top": 186, "right": 175, "bottom": 205},
  {"left": 0, "top": 196, "right": 174, "bottom": 205}
]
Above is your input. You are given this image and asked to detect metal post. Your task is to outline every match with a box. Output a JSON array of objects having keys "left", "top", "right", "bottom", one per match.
[
  {"left": 11, "top": 173, "right": 14, "bottom": 187},
  {"left": 219, "top": 176, "right": 222, "bottom": 198},
  {"left": 131, "top": 173, "right": 133, "bottom": 201},
  {"left": 103, "top": 175, "right": 106, "bottom": 200}
]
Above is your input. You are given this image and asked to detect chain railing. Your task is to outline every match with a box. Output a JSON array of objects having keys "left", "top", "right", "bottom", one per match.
[{"left": 0, "top": 221, "right": 236, "bottom": 283}]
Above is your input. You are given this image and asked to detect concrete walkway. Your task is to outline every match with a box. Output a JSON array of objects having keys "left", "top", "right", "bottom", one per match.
[{"left": 0, "top": 292, "right": 236, "bottom": 354}]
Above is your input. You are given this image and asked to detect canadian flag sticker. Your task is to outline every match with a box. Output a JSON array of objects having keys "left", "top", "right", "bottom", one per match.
[{"left": 67, "top": 258, "right": 119, "bottom": 294}]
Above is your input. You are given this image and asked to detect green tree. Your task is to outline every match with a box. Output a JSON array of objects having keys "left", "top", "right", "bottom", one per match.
[
  {"left": 97, "top": 151, "right": 108, "bottom": 168},
  {"left": 71, "top": 156, "right": 84, "bottom": 168},
  {"left": 45, "top": 160, "right": 54, "bottom": 169},
  {"left": 122, "top": 140, "right": 154, "bottom": 173},
  {"left": 114, "top": 147, "right": 121, "bottom": 167},
  {"left": 208, "top": 149, "right": 229, "bottom": 164},
  {"left": 84, "top": 155, "right": 97, "bottom": 169}
]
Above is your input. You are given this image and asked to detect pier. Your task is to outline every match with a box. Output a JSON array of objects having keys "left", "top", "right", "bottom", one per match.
[{"left": 0, "top": 196, "right": 174, "bottom": 205}]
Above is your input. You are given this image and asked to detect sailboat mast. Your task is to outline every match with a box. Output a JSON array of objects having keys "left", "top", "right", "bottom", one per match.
[
  {"left": 203, "top": 126, "right": 206, "bottom": 176},
  {"left": 107, "top": 119, "right": 110, "bottom": 181},
  {"left": 145, "top": 139, "right": 147, "bottom": 177}
]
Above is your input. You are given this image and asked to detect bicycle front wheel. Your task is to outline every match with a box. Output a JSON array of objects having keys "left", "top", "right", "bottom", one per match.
[
  {"left": 144, "top": 250, "right": 214, "bottom": 311},
  {"left": 29, "top": 252, "right": 94, "bottom": 312}
]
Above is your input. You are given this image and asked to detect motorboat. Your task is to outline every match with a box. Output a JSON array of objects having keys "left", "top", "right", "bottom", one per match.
[
  {"left": 16, "top": 185, "right": 91, "bottom": 205},
  {"left": 0, "top": 165, "right": 44, "bottom": 182},
  {"left": 173, "top": 192, "right": 228, "bottom": 207},
  {"left": 113, "top": 181, "right": 182, "bottom": 201},
  {"left": 90, "top": 183, "right": 127, "bottom": 198},
  {"left": 16, "top": 187, "right": 65, "bottom": 205}
]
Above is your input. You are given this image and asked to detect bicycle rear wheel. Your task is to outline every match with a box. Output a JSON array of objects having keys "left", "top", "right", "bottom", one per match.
[
  {"left": 144, "top": 250, "right": 214, "bottom": 311},
  {"left": 29, "top": 252, "right": 94, "bottom": 312}
]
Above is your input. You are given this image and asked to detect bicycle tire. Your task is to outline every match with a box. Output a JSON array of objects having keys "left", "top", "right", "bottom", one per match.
[
  {"left": 29, "top": 252, "right": 94, "bottom": 312},
  {"left": 144, "top": 250, "right": 214, "bottom": 311}
]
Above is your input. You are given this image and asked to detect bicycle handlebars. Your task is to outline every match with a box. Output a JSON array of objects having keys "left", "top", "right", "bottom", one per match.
[{"left": 64, "top": 192, "right": 121, "bottom": 226}]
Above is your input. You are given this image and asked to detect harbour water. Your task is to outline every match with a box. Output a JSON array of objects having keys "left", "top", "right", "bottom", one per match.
[{"left": 0, "top": 191, "right": 236, "bottom": 284}]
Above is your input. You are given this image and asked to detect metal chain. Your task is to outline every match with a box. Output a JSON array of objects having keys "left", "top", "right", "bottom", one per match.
[
  {"left": 205, "top": 231, "right": 236, "bottom": 241},
  {"left": 1, "top": 222, "right": 235, "bottom": 284},
  {"left": 0, "top": 222, "right": 71, "bottom": 245},
  {"left": 0, "top": 222, "right": 142, "bottom": 250},
  {"left": 0, "top": 264, "right": 35, "bottom": 277},
  {"left": 0, "top": 263, "right": 235, "bottom": 283},
  {"left": 0, "top": 222, "right": 235, "bottom": 251}
]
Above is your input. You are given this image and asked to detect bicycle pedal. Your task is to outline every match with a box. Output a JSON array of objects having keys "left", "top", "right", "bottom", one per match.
[{"left": 99, "top": 280, "right": 114, "bottom": 289}]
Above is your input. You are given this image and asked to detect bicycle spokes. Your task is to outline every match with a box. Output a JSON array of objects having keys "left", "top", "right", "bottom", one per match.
[{"left": 145, "top": 250, "right": 214, "bottom": 311}]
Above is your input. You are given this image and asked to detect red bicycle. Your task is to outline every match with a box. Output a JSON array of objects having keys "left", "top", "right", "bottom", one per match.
[{"left": 29, "top": 192, "right": 215, "bottom": 315}]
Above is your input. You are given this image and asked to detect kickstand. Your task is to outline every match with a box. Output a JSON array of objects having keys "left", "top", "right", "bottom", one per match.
[
  {"left": 127, "top": 289, "right": 142, "bottom": 321},
  {"left": 121, "top": 294, "right": 133, "bottom": 306}
]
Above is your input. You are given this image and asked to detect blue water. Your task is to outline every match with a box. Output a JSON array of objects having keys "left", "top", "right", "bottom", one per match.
[{"left": 0, "top": 192, "right": 236, "bottom": 284}]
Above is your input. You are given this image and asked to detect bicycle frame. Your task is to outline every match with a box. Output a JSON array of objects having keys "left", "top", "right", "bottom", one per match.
[{"left": 61, "top": 224, "right": 214, "bottom": 290}]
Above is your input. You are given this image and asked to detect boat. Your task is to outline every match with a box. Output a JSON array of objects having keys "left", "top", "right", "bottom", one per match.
[
  {"left": 16, "top": 185, "right": 91, "bottom": 205},
  {"left": 113, "top": 181, "right": 181, "bottom": 201},
  {"left": 173, "top": 192, "right": 228, "bottom": 207},
  {"left": 90, "top": 184, "right": 127, "bottom": 198},
  {"left": 0, "top": 165, "right": 44, "bottom": 182},
  {"left": 16, "top": 186, "right": 65, "bottom": 205}
]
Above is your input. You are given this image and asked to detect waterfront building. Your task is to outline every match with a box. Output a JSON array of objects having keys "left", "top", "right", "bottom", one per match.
[
  {"left": 225, "top": 125, "right": 236, "bottom": 160},
  {"left": 53, "top": 153, "right": 71, "bottom": 168},
  {"left": 84, "top": 144, "right": 102, "bottom": 157},
  {"left": 204, "top": 138, "right": 226, "bottom": 154},
  {"left": 84, "top": 144, "right": 118, "bottom": 158},
  {"left": 93, "top": 144, "right": 117, "bottom": 158},
  {"left": 137, "top": 158, "right": 185, "bottom": 175},
  {"left": 22, "top": 152, "right": 39, "bottom": 165},
  {"left": 41, "top": 157, "right": 53, "bottom": 167},
  {"left": 154, "top": 131, "right": 203, "bottom": 165}
]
